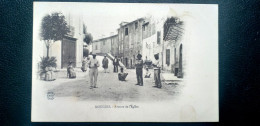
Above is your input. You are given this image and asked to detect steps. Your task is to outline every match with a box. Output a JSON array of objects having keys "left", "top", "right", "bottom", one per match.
[
  {"left": 161, "top": 73, "right": 183, "bottom": 84},
  {"left": 105, "top": 53, "right": 126, "bottom": 69}
]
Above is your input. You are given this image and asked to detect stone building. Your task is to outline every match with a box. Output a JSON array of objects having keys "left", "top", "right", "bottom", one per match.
[
  {"left": 141, "top": 16, "right": 186, "bottom": 78},
  {"left": 117, "top": 18, "right": 145, "bottom": 68},
  {"left": 162, "top": 17, "right": 185, "bottom": 78},
  {"left": 141, "top": 17, "right": 157, "bottom": 62},
  {"left": 92, "top": 34, "right": 118, "bottom": 56}
]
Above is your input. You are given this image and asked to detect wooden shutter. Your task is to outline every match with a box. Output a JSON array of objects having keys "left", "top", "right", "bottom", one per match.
[{"left": 166, "top": 49, "right": 170, "bottom": 66}]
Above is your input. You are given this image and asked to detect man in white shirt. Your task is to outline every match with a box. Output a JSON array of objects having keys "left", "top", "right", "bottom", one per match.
[{"left": 88, "top": 53, "right": 100, "bottom": 88}]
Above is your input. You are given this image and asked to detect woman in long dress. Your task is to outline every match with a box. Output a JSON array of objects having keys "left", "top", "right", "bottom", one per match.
[
  {"left": 81, "top": 56, "right": 88, "bottom": 72},
  {"left": 67, "top": 61, "right": 76, "bottom": 79},
  {"left": 45, "top": 66, "right": 56, "bottom": 81}
]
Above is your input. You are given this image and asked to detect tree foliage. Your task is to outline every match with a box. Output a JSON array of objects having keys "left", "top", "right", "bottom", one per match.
[
  {"left": 82, "top": 23, "right": 93, "bottom": 45},
  {"left": 40, "top": 12, "right": 70, "bottom": 57},
  {"left": 83, "top": 33, "right": 93, "bottom": 45},
  {"left": 40, "top": 12, "right": 70, "bottom": 41}
]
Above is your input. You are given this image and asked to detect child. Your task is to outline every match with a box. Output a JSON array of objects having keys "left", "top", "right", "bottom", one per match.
[
  {"left": 118, "top": 67, "right": 128, "bottom": 81},
  {"left": 144, "top": 67, "right": 151, "bottom": 78}
]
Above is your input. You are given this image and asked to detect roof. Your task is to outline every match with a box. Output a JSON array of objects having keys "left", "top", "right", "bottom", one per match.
[
  {"left": 93, "top": 34, "right": 118, "bottom": 43},
  {"left": 118, "top": 18, "right": 145, "bottom": 28},
  {"left": 163, "top": 17, "right": 184, "bottom": 41}
]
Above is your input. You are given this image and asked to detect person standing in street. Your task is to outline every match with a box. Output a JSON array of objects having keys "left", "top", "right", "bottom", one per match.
[
  {"left": 102, "top": 55, "right": 109, "bottom": 73},
  {"left": 153, "top": 54, "right": 162, "bottom": 88},
  {"left": 88, "top": 53, "right": 100, "bottom": 88},
  {"left": 81, "top": 56, "right": 88, "bottom": 72},
  {"left": 113, "top": 56, "right": 119, "bottom": 73},
  {"left": 135, "top": 54, "right": 144, "bottom": 86}
]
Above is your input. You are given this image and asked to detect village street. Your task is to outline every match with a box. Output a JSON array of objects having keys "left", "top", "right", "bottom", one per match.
[{"left": 42, "top": 67, "right": 184, "bottom": 102}]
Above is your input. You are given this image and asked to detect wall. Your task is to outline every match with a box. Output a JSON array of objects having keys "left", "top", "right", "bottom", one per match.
[
  {"left": 118, "top": 19, "right": 144, "bottom": 68},
  {"left": 49, "top": 40, "right": 62, "bottom": 69},
  {"left": 111, "top": 35, "right": 119, "bottom": 56},
  {"left": 92, "top": 41, "right": 101, "bottom": 54},
  {"left": 65, "top": 13, "right": 84, "bottom": 68},
  {"left": 101, "top": 38, "right": 112, "bottom": 54}
]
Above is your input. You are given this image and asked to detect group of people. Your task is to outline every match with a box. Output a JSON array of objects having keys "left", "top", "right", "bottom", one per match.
[
  {"left": 134, "top": 53, "right": 162, "bottom": 88},
  {"left": 80, "top": 53, "right": 126, "bottom": 89},
  {"left": 66, "top": 53, "right": 161, "bottom": 89}
]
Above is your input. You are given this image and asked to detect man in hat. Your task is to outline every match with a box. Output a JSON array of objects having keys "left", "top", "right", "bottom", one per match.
[
  {"left": 102, "top": 55, "right": 109, "bottom": 73},
  {"left": 135, "top": 54, "right": 144, "bottom": 86},
  {"left": 113, "top": 56, "right": 119, "bottom": 73},
  {"left": 153, "top": 53, "right": 162, "bottom": 88},
  {"left": 88, "top": 53, "right": 100, "bottom": 88}
]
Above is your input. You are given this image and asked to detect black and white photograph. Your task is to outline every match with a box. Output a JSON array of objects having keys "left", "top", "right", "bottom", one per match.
[{"left": 32, "top": 2, "right": 218, "bottom": 122}]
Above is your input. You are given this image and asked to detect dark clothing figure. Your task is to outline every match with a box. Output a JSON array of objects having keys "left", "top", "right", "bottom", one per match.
[
  {"left": 113, "top": 57, "right": 119, "bottom": 73},
  {"left": 135, "top": 54, "right": 144, "bottom": 86},
  {"left": 136, "top": 68, "right": 143, "bottom": 85},
  {"left": 154, "top": 69, "right": 161, "bottom": 88},
  {"left": 102, "top": 56, "right": 109, "bottom": 73},
  {"left": 67, "top": 64, "right": 76, "bottom": 79},
  {"left": 118, "top": 68, "right": 128, "bottom": 81},
  {"left": 118, "top": 73, "right": 128, "bottom": 81}
]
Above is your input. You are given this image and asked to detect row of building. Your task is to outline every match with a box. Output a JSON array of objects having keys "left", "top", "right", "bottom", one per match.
[
  {"left": 92, "top": 16, "right": 185, "bottom": 77},
  {"left": 37, "top": 13, "right": 186, "bottom": 78}
]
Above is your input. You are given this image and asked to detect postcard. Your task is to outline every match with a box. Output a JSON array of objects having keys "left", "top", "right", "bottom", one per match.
[{"left": 32, "top": 2, "right": 218, "bottom": 122}]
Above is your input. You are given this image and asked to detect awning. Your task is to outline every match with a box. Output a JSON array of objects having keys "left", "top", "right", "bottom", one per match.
[{"left": 163, "top": 17, "right": 183, "bottom": 42}]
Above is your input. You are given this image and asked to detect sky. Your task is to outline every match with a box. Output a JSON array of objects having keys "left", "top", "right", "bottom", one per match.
[{"left": 33, "top": 2, "right": 187, "bottom": 40}]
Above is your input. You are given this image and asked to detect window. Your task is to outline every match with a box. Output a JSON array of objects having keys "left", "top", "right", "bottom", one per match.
[
  {"left": 103, "top": 41, "right": 105, "bottom": 45},
  {"left": 157, "top": 31, "right": 161, "bottom": 44},
  {"left": 95, "top": 45, "right": 98, "bottom": 50},
  {"left": 125, "top": 28, "right": 128, "bottom": 36},
  {"left": 143, "top": 26, "right": 145, "bottom": 31},
  {"left": 135, "top": 22, "right": 138, "bottom": 29}
]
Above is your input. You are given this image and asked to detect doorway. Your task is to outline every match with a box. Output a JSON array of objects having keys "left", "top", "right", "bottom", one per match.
[
  {"left": 179, "top": 44, "right": 183, "bottom": 78},
  {"left": 62, "top": 37, "right": 76, "bottom": 68}
]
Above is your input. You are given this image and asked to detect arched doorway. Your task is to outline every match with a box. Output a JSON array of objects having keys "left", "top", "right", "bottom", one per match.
[{"left": 178, "top": 44, "right": 183, "bottom": 78}]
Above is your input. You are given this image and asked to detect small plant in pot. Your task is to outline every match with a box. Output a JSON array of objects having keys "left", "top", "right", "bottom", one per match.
[{"left": 39, "top": 56, "right": 57, "bottom": 81}]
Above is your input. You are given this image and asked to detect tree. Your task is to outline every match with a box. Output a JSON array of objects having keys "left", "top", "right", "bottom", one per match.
[
  {"left": 40, "top": 12, "right": 70, "bottom": 58},
  {"left": 83, "top": 33, "right": 93, "bottom": 45},
  {"left": 82, "top": 23, "right": 93, "bottom": 45}
]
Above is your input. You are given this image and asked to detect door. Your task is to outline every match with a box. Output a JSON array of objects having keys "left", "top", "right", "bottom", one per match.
[
  {"left": 179, "top": 44, "right": 183, "bottom": 77},
  {"left": 166, "top": 49, "right": 170, "bottom": 66},
  {"left": 130, "top": 59, "right": 133, "bottom": 68},
  {"left": 125, "top": 58, "right": 128, "bottom": 68},
  {"left": 62, "top": 38, "right": 76, "bottom": 68}
]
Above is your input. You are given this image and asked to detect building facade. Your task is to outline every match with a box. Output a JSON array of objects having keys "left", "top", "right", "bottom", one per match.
[
  {"left": 140, "top": 16, "right": 186, "bottom": 78},
  {"left": 118, "top": 18, "right": 145, "bottom": 68},
  {"left": 92, "top": 34, "right": 118, "bottom": 56}
]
